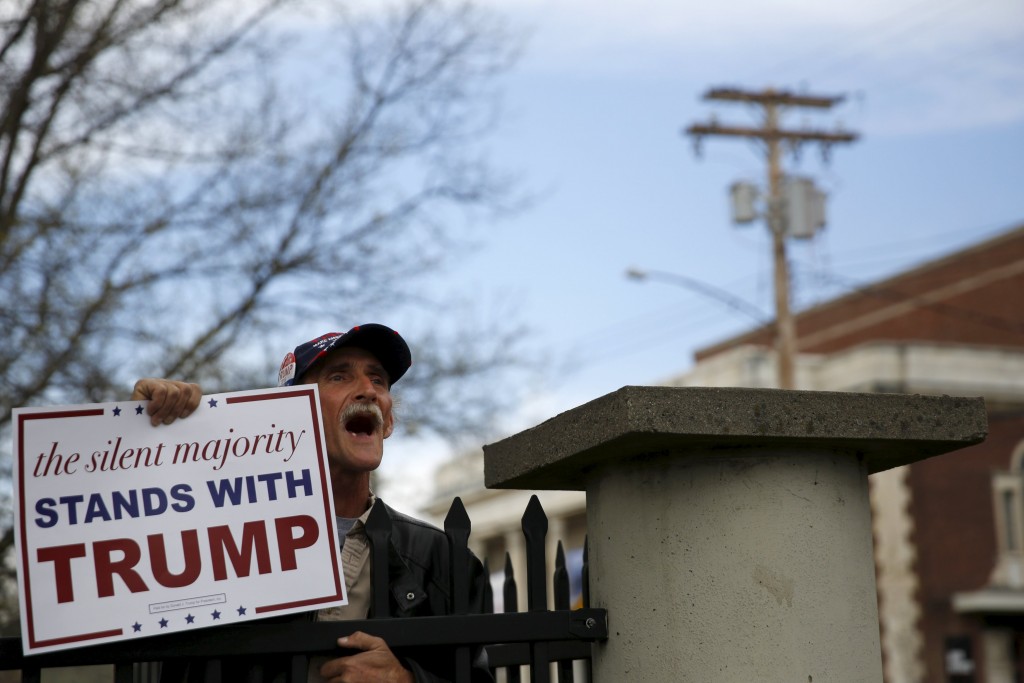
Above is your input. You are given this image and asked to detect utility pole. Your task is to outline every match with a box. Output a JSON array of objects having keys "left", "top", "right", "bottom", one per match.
[{"left": 685, "top": 87, "right": 858, "bottom": 389}]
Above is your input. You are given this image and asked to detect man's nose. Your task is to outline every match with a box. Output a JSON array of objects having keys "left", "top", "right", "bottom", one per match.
[{"left": 353, "top": 374, "right": 378, "bottom": 399}]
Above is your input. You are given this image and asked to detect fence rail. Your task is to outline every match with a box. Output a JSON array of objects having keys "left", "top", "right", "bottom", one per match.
[{"left": 0, "top": 495, "right": 607, "bottom": 683}]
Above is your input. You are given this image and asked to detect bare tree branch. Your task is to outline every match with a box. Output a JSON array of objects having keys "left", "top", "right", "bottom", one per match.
[
  {"left": 1, "top": 0, "right": 527, "bottom": 443},
  {"left": 0, "top": 0, "right": 531, "bottom": 629}
]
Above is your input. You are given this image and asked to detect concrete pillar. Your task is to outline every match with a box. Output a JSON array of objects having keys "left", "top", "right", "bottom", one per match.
[
  {"left": 587, "top": 449, "right": 879, "bottom": 680},
  {"left": 483, "top": 387, "right": 988, "bottom": 683}
]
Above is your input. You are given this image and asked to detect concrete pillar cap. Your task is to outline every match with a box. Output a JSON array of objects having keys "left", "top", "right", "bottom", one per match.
[{"left": 483, "top": 386, "right": 987, "bottom": 490}]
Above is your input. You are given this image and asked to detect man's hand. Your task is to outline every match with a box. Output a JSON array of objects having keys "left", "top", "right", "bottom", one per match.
[
  {"left": 131, "top": 378, "right": 202, "bottom": 426},
  {"left": 320, "top": 632, "right": 414, "bottom": 683}
]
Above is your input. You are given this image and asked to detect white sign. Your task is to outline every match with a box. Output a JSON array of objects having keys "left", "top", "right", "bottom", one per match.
[{"left": 12, "top": 386, "right": 346, "bottom": 654}]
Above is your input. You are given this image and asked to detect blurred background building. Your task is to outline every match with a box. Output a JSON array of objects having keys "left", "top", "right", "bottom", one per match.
[{"left": 422, "top": 221, "right": 1024, "bottom": 683}]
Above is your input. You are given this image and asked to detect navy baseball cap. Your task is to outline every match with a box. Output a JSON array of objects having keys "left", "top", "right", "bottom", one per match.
[{"left": 278, "top": 324, "right": 412, "bottom": 388}]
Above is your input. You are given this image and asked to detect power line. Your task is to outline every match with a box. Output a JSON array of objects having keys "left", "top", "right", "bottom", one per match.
[
  {"left": 801, "top": 220, "right": 1023, "bottom": 273},
  {"left": 565, "top": 275, "right": 765, "bottom": 371},
  {"left": 571, "top": 307, "right": 745, "bottom": 370},
  {"left": 742, "top": 0, "right": 990, "bottom": 86}
]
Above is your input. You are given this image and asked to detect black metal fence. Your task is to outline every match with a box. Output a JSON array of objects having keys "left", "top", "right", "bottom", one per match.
[{"left": 0, "top": 495, "right": 607, "bottom": 682}]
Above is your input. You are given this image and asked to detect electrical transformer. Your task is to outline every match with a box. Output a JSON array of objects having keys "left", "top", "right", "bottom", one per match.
[
  {"left": 782, "top": 176, "right": 826, "bottom": 239},
  {"left": 729, "top": 181, "right": 760, "bottom": 224}
]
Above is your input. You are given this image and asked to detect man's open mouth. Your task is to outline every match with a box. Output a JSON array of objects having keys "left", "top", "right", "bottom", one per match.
[{"left": 341, "top": 404, "right": 383, "bottom": 436}]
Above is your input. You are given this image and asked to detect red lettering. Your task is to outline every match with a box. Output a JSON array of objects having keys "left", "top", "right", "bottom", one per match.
[
  {"left": 208, "top": 521, "right": 271, "bottom": 580},
  {"left": 276, "top": 515, "right": 319, "bottom": 571},
  {"left": 37, "top": 544, "right": 86, "bottom": 603},
  {"left": 94, "top": 538, "right": 149, "bottom": 597},
  {"left": 148, "top": 530, "right": 202, "bottom": 588},
  {"left": 35, "top": 515, "right": 321, "bottom": 604}
]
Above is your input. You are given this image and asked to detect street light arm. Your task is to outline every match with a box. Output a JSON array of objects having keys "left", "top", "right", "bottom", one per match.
[{"left": 625, "top": 267, "right": 770, "bottom": 326}]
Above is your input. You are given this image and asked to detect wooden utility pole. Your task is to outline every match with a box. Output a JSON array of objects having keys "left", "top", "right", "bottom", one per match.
[{"left": 685, "top": 87, "right": 858, "bottom": 389}]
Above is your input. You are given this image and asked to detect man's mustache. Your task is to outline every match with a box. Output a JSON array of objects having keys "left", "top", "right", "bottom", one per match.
[{"left": 340, "top": 402, "right": 384, "bottom": 430}]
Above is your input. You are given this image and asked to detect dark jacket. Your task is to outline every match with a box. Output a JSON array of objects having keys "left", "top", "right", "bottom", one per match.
[{"left": 362, "top": 500, "right": 493, "bottom": 682}]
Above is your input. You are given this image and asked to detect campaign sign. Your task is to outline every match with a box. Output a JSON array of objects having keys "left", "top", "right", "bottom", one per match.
[{"left": 12, "top": 386, "right": 346, "bottom": 655}]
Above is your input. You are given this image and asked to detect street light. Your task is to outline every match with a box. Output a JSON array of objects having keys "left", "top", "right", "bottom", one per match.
[{"left": 625, "top": 267, "right": 770, "bottom": 326}]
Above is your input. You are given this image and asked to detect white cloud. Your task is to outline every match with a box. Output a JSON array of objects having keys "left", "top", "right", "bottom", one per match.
[
  {"left": 272, "top": 0, "right": 1022, "bottom": 134},
  {"left": 491, "top": 0, "right": 1020, "bottom": 48},
  {"left": 487, "top": 0, "right": 1023, "bottom": 134}
]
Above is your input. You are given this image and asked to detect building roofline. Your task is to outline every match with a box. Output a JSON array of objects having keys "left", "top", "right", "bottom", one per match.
[{"left": 694, "top": 221, "right": 1024, "bottom": 360}]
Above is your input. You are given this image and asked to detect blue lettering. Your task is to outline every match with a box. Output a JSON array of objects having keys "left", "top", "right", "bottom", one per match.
[
  {"left": 142, "top": 487, "right": 168, "bottom": 516},
  {"left": 170, "top": 484, "right": 195, "bottom": 512},
  {"left": 286, "top": 469, "right": 313, "bottom": 498},
  {"left": 84, "top": 494, "right": 112, "bottom": 523},
  {"left": 34, "top": 498, "right": 58, "bottom": 528},
  {"left": 257, "top": 472, "right": 283, "bottom": 500},
  {"left": 32, "top": 485, "right": 194, "bottom": 527},
  {"left": 206, "top": 478, "right": 244, "bottom": 508},
  {"left": 112, "top": 489, "right": 139, "bottom": 520},
  {"left": 59, "top": 495, "right": 84, "bottom": 525}
]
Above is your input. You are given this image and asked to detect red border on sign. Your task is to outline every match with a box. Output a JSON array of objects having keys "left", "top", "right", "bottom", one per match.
[{"left": 17, "top": 408, "right": 107, "bottom": 649}]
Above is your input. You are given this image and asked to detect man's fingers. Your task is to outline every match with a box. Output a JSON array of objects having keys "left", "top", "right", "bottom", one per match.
[
  {"left": 322, "top": 631, "right": 413, "bottom": 682},
  {"left": 159, "top": 383, "right": 199, "bottom": 424},
  {"left": 337, "top": 631, "right": 385, "bottom": 652},
  {"left": 131, "top": 379, "right": 202, "bottom": 426}
]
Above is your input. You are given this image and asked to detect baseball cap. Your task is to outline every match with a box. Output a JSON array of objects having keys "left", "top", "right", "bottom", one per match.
[{"left": 278, "top": 324, "right": 412, "bottom": 388}]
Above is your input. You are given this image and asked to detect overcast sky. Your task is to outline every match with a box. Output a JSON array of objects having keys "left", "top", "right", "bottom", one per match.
[{"left": 376, "top": 0, "right": 1024, "bottom": 507}]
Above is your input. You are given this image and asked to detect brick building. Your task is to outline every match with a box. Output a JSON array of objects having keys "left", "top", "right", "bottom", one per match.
[
  {"left": 676, "top": 223, "right": 1024, "bottom": 683},
  {"left": 426, "top": 222, "right": 1024, "bottom": 682}
]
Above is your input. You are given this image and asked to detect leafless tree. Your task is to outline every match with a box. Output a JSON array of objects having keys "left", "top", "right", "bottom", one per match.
[{"left": 0, "top": 0, "right": 526, "bottom": 594}]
